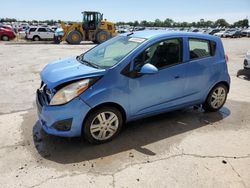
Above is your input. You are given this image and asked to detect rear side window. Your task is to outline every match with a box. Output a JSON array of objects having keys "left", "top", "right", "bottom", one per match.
[
  {"left": 38, "top": 28, "right": 47, "bottom": 32},
  {"left": 29, "top": 28, "right": 37, "bottom": 32},
  {"left": 189, "top": 39, "right": 217, "bottom": 60},
  {"left": 189, "top": 39, "right": 210, "bottom": 59}
]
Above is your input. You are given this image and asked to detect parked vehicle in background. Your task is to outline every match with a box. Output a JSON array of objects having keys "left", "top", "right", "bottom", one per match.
[
  {"left": 18, "top": 23, "right": 30, "bottom": 32},
  {"left": 237, "top": 50, "right": 250, "bottom": 78},
  {"left": 117, "top": 28, "right": 130, "bottom": 33},
  {"left": 191, "top": 29, "right": 200, "bottom": 32},
  {"left": 36, "top": 31, "right": 230, "bottom": 143},
  {"left": 214, "top": 31, "right": 226, "bottom": 37},
  {"left": 244, "top": 50, "right": 250, "bottom": 69},
  {"left": 224, "top": 30, "right": 242, "bottom": 38},
  {"left": 26, "top": 27, "right": 55, "bottom": 41},
  {"left": 209, "top": 29, "right": 221, "bottom": 35},
  {"left": 0, "top": 24, "right": 14, "bottom": 31},
  {"left": 18, "top": 31, "right": 27, "bottom": 39},
  {"left": 0, "top": 27, "right": 16, "bottom": 41},
  {"left": 50, "top": 26, "right": 58, "bottom": 31},
  {"left": 241, "top": 29, "right": 250, "bottom": 37},
  {"left": 133, "top": 26, "right": 145, "bottom": 31}
]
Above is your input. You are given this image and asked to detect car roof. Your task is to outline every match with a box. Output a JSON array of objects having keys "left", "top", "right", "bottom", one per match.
[{"left": 123, "top": 30, "right": 220, "bottom": 41}]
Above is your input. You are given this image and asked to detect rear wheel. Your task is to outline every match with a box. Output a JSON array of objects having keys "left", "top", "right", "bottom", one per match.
[
  {"left": 83, "top": 107, "right": 123, "bottom": 144},
  {"left": 2, "top": 35, "right": 9, "bottom": 41},
  {"left": 203, "top": 84, "right": 228, "bottom": 112},
  {"left": 33, "top": 36, "right": 40, "bottom": 41},
  {"left": 95, "top": 30, "right": 110, "bottom": 44},
  {"left": 66, "top": 30, "right": 82, "bottom": 44}
]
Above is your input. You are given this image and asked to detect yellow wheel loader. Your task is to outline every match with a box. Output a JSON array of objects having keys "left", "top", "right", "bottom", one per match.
[{"left": 54, "top": 11, "right": 116, "bottom": 44}]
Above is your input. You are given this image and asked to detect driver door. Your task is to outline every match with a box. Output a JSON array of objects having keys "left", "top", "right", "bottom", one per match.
[{"left": 128, "top": 38, "right": 188, "bottom": 117}]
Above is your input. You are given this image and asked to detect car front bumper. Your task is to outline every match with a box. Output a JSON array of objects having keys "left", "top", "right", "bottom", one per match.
[{"left": 36, "top": 90, "right": 91, "bottom": 137}]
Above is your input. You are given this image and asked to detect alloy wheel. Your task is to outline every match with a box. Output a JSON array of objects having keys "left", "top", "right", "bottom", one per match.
[
  {"left": 210, "top": 87, "right": 226, "bottom": 109},
  {"left": 90, "top": 111, "right": 119, "bottom": 141}
]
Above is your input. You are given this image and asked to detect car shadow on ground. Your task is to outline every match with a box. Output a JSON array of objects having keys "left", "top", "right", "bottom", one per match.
[
  {"left": 30, "top": 106, "right": 230, "bottom": 164},
  {"left": 237, "top": 69, "right": 250, "bottom": 80}
]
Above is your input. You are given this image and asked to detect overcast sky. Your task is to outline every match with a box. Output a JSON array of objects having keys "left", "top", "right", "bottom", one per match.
[{"left": 1, "top": 0, "right": 250, "bottom": 23}]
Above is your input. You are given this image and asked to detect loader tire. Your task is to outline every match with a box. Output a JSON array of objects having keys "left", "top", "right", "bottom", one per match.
[
  {"left": 67, "top": 30, "right": 82, "bottom": 44},
  {"left": 96, "top": 30, "right": 110, "bottom": 44}
]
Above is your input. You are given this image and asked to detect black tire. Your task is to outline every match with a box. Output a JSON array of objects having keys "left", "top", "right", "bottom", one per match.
[
  {"left": 33, "top": 36, "right": 40, "bottom": 41},
  {"left": 1, "top": 35, "right": 9, "bottom": 41},
  {"left": 54, "top": 36, "right": 61, "bottom": 44},
  {"left": 203, "top": 84, "right": 228, "bottom": 112},
  {"left": 96, "top": 30, "right": 110, "bottom": 44},
  {"left": 83, "top": 107, "right": 123, "bottom": 144},
  {"left": 66, "top": 30, "right": 82, "bottom": 44}
]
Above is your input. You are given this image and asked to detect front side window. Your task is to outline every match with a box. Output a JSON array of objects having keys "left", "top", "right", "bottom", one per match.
[
  {"left": 189, "top": 39, "right": 211, "bottom": 60},
  {"left": 78, "top": 36, "right": 146, "bottom": 68},
  {"left": 38, "top": 28, "right": 47, "bottom": 32},
  {"left": 46, "top": 28, "right": 53, "bottom": 32},
  {"left": 134, "top": 38, "right": 183, "bottom": 71}
]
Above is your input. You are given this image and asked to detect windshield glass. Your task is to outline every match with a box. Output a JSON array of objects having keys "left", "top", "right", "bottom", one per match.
[{"left": 79, "top": 36, "right": 146, "bottom": 68}]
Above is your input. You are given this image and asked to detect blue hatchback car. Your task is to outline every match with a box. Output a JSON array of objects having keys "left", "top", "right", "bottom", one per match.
[{"left": 36, "top": 30, "right": 230, "bottom": 144}]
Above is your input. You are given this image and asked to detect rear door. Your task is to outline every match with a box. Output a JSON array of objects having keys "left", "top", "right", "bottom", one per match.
[
  {"left": 27, "top": 27, "right": 37, "bottom": 39},
  {"left": 185, "top": 38, "right": 216, "bottom": 102}
]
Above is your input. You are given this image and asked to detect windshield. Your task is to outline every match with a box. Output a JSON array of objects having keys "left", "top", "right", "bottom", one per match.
[{"left": 78, "top": 35, "right": 146, "bottom": 68}]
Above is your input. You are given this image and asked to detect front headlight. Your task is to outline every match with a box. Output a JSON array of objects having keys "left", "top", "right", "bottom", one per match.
[{"left": 50, "top": 79, "right": 91, "bottom": 106}]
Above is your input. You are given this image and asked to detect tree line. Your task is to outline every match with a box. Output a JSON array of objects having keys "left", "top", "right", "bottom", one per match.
[
  {"left": 117, "top": 18, "right": 249, "bottom": 28},
  {"left": 0, "top": 17, "right": 249, "bottom": 28}
]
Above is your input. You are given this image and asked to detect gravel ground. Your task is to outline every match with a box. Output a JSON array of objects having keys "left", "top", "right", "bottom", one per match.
[{"left": 0, "top": 38, "right": 250, "bottom": 188}]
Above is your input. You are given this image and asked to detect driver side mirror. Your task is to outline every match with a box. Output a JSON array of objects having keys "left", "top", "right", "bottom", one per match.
[{"left": 139, "top": 63, "right": 158, "bottom": 74}]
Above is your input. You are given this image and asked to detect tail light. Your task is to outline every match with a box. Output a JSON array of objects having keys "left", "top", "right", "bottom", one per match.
[{"left": 225, "top": 54, "right": 229, "bottom": 63}]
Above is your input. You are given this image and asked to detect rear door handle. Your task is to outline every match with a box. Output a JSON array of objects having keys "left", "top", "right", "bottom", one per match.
[{"left": 174, "top": 76, "right": 180, "bottom": 79}]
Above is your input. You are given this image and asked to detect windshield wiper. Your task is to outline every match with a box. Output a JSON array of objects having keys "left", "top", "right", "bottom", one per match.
[{"left": 76, "top": 55, "right": 101, "bottom": 69}]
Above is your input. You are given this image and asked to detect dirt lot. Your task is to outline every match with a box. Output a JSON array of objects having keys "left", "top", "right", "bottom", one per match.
[{"left": 0, "top": 38, "right": 250, "bottom": 188}]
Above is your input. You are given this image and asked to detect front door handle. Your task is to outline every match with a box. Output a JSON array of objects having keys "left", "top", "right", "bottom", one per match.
[{"left": 174, "top": 76, "right": 180, "bottom": 79}]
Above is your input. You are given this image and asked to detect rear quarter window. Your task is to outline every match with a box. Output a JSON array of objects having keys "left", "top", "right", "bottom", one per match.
[
  {"left": 29, "top": 28, "right": 37, "bottom": 32},
  {"left": 189, "top": 38, "right": 216, "bottom": 60}
]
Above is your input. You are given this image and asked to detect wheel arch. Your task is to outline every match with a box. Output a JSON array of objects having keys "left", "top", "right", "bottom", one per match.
[
  {"left": 212, "top": 81, "right": 230, "bottom": 93},
  {"left": 203, "top": 80, "right": 230, "bottom": 103},
  {"left": 33, "top": 35, "right": 40, "bottom": 40},
  {"left": 81, "top": 102, "right": 127, "bottom": 135}
]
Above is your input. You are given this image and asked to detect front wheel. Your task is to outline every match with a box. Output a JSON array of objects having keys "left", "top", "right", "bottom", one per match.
[
  {"left": 66, "top": 30, "right": 82, "bottom": 44},
  {"left": 83, "top": 107, "right": 123, "bottom": 144},
  {"left": 33, "top": 36, "right": 40, "bottom": 41},
  {"left": 203, "top": 84, "right": 228, "bottom": 112}
]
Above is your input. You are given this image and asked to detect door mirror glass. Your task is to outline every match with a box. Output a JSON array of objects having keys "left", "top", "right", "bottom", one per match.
[{"left": 140, "top": 63, "right": 158, "bottom": 74}]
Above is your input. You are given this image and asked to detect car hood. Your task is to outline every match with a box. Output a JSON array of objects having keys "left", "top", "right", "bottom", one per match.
[{"left": 41, "top": 57, "right": 106, "bottom": 89}]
